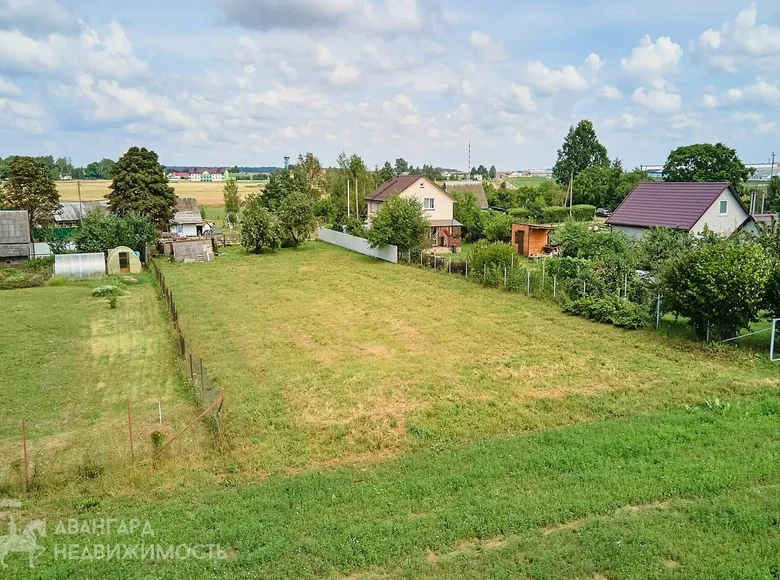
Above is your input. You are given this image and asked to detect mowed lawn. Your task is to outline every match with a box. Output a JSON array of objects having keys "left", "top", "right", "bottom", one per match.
[
  {"left": 4, "top": 243, "right": 780, "bottom": 578},
  {"left": 159, "top": 242, "right": 779, "bottom": 475},
  {"left": 56, "top": 179, "right": 265, "bottom": 206},
  {"left": 0, "top": 280, "right": 206, "bottom": 493}
]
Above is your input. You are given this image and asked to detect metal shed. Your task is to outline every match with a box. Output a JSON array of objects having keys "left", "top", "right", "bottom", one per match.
[{"left": 0, "top": 210, "right": 31, "bottom": 265}]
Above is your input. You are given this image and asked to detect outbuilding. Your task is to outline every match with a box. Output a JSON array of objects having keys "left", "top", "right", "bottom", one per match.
[
  {"left": 106, "top": 246, "right": 143, "bottom": 275},
  {"left": 511, "top": 223, "right": 556, "bottom": 257},
  {"left": 0, "top": 210, "right": 31, "bottom": 266}
]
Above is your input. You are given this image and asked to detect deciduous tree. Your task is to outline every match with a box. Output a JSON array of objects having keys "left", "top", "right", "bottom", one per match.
[
  {"left": 366, "top": 195, "right": 429, "bottom": 253},
  {"left": 223, "top": 179, "right": 241, "bottom": 225},
  {"left": 0, "top": 155, "right": 60, "bottom": 236},
  {"left": 662, "top": 143, "right": 753, "bottom": 186},
  {"left": 73, "top": 208, "right": 156, "bottom": 254},
  {"left": 395, "top": 158, "right": 409, "bottom": 174},
  {"left": 241, "top": 194, "right": 282, "bottom": 253},
  {"left": 552, "top": 120, "right": 609, "bottom": 185},
  {"left": 379, "top": 161, "right": 395, "bottom": 183},
  {"left": 278, "top": 191, "right": 317, "bottom": 249},
  {"left": 108, "top": 147, "right": 176, "bottom": 228}
]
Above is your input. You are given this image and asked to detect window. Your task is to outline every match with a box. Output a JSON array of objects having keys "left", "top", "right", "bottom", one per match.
[
  {"left": 719, "top": 200, "right": 728, "bottom": 215},
  {"left": 423, "top": 198, "right": 435, "bottom": 211}
]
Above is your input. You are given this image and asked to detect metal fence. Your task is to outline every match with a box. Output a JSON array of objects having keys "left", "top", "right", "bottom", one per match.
[{"left": 151, "top": 260, "right": 226, "bottom": 440}]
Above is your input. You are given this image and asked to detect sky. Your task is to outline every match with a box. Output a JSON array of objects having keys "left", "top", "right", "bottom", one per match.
[{"left": 0, "top": 0, "right": 779, "bottom": 170}]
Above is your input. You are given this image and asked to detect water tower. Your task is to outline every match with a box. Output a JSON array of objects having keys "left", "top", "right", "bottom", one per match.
[{"left": 284, "top": 156, "right": 290, "bottom": 170}]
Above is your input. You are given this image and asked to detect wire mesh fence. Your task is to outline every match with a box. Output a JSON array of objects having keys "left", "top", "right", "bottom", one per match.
[{"left": 151, "top": 260, "right": 226, "bottom": 440}]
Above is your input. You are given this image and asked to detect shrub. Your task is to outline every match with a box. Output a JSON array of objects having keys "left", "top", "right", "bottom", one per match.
[
  {"left": 24, "top": 256, "right": 55, "bottom": 273},
  {"left": 541, "top": 205, "right": 596, "bottom": 223},
  {"left": 564, "top": 296, "right": 650, "bottom": 329},
  {"left": 108, "top": 296, "right": 118, "bottom": 309},
  {"left": 48, "top": 275, "right": 68, "bottom": 287},
  {"left": 765, "top": 266, "right": 780, "bottom": 318},
  {"left": 0, "top": 269, "right": 47, "bottom": 290},
  {"left": 483, "top": 212, "right": 513, "bottom": 242},
  {"left": 661, "top": 240, "right": 770, "bottom": 340},
  {"left": 507, "top": 207, "right": 532, "bottom": 221},
  {"left": 466, "top": 241, "right": 514, "bottom": 277},
  {"left": 636, "top": 227, "right": 694, "bottom": 273},
  {"left": 91, "top": 285, "right": 122, "bottom": 298}
]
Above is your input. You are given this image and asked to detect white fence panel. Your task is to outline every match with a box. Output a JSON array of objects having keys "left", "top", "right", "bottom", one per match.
[
  {"left": 317, "top": 228, "right": 398, "bottom": 263},
  {"left": 55, "top": 253, "right": 106, "bottom": 279}
]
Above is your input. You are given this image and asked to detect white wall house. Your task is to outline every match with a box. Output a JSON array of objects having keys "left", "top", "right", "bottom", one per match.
[
  {"left": 607, "top": 182, "right": 751, "bottom": 239},
  {"left": 189, "top": 173, "right": 201, "bottom": 182},
  {"left": 365, "top": 175, "right": 462, "bottom": 249}
]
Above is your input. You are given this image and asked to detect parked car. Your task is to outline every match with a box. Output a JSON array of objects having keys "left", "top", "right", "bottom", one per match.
[{"left": 596, "top": 207, "right": 612, "bottom": 218}]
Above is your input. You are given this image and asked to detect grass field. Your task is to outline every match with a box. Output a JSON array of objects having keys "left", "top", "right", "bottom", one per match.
[
  {"left": 56, "top": 179, "right": 266, "bottom": 206},
  {"left": 507, "top": 176, "right": 550, "bottom": 187},
  {"left": 155, "top": 243, "right": 778, "bottom": 475},
  {"left": 4, "top": 242, "right": 780, "bottom": 578},
  {"left": 0, "top": 275, "right": 207, "bottom": 496}
]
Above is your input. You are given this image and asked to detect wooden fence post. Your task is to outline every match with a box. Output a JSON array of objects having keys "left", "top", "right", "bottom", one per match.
[
  {"left": 200, "top": 359, "right": 205, "bottom": 393},
  {"left": 219, "top": 389, "right": 226, "bottom": 442},
  {"left": 21, "top": 419, "right": 29, "bottom": 492}
]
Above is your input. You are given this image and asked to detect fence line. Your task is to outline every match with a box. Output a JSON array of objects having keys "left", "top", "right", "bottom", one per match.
[{"left": 151, "top": 260, "right": 226, "bottom": 442}]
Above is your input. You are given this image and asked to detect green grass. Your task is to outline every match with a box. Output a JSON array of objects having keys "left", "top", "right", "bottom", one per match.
[
  {"left": 3, "top": 242, "right": 780, "bottom": 577},
  {"left": 507, "top": 177, "right": 550, "bottom": 187},
  {"left": 9, "top": 393, "right": 780, "bottom": 578},
  {"left": 157, "top": 242, "right": 777, "bottom": 476},
  {"left": 0, "top": 277, "right": 206, "bottom": 494}
]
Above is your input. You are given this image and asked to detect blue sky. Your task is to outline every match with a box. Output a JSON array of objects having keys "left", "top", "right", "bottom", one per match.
[{"left": 0, "top": 0, "right": 778, "bottom": 170}]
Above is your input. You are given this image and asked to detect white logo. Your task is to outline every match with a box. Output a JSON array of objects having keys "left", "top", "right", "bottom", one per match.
[{"left": 0, "top": 500, "right": 46, "bottom": 569}]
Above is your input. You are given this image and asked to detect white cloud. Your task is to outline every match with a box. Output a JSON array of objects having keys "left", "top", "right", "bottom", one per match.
[
  {"left": 631, "top": 85, "right": 682, "bottom": 113},
  {"left": 756, "top": 121, "right": 776, "bottom": 135},
  {"left": 0, "top": 98, "right": 43, "bottom": 118},
  {"left": 316, "top": 44, "right": 334, "bottom": 68},
  {"left": 669, "top": 113, "right": 698, "bottom": 130},
  {"left": 382, "top": 92, "right": 420, "bottom": 126},
  {"left": 220, "top": 0, "right": 423, "bottom": 37},
  {"left": 726, "top": 88, "right": 742, "bottom": 102},
  {"left": 522, "top": 54, "right": 602, "bottom": 95},
  {"left": 278, "top": 61, "right": 296, "bottom": 79},
  {"left": 691, "top": 4, "right": 780, "bottom": 72},
  {"left": 423, "top": 40, "right": 445, "bottom": 55},
  {"left": 598, "top": 85, "right": 623, "bottom": 100},
  {"left": 459, "top": 79, "right": 473, "bottom": 96},
  {"left": 731, "top": 111, "right": 763, "bottom": 123},
  {"left": 621, "top": 35, "right": 682, "bottom": 82},
  {"left": 0, "top": 22, "right": 146, "bottom": 79},
  {"left": 0, "top": 75, "right": 21, "bottom": 95},
  {"left": 510, "top": 84, "right": 537, "bottom": 112},
  {"left": 468, "top": 31, "right": 507, "bottom": 61},
  {"left": 0, "top": 0, "right": 78, "bottom": 35},
  {"left": 702, "top": 94, "right": 718, "bottom": 109},
  {"left": 362, "top": 42, "right": 394, "bottom": 71},
  {"left": 743, "top": 80, "right": 780, "bottom": 104},
  {"left": 328, "top": 62, "right": 360, "bottom": 86},
  {"left": 605, "top": 113, "right": 646, "bottom": 130}
]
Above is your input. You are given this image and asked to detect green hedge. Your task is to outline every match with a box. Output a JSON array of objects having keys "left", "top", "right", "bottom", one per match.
[
  {"left": 541, "top": 205, "right": 596, "bottom": 223},
  {"left": 564, "top": 296, "right": 650, "bottom": 330}
]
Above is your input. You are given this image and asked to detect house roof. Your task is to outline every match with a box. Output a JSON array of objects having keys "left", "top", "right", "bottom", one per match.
[
  {"left": 365, "top": 175, "right": 452, "bottom": 202},
  {"left": 443, "top": 181, "right": 489, "bottom": 209},
  {"left": 750, "top": 213, "right": 777, "bottom": 224},
  {"left": 605, "top": 182, "right": 745, "bottom": 231},
  {"left": 429, "top": 219, "right": 463, "bottom": 227},
  {"left": 0, "top": 210, "right": 31, "bottom": 258},
  {"left": 55, "top": 201, "right": 109, "bottom": 223},
  {"left": 173, "top": 196, "right": 204, "bottom": 225}
]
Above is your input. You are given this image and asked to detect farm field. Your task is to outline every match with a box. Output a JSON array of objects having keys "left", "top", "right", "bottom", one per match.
[
  {"left": 56, "top": 179, "right": 266, "bottom": 206},
  {"left": 507, "top": 176, "right": 550, "bottom": 187},
  {"left": 4, "top": 242, "right": 780, "bottom": 578},
  {"left": 0, "top": 276, "right": 207, "bottom": 496}
]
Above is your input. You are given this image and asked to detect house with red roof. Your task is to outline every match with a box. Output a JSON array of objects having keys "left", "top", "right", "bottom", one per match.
[
  {"left": 606, "top": 182, "right": 752, "bottom": 239},
  {"left": 365, "top": 175, "right": 462, "bottom": 250}
]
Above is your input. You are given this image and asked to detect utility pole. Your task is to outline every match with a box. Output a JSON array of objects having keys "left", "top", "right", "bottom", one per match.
[
  {"left": 468, "top": 139, "right": 471, "bottom": 173},
  {"left": 771, "top": 151, "right": 776, "bottom": 180},
  {"left": 346, "top": 179, "right": 350, "bottom": 219},
  {"left": 77, "top": 180, "right": 83, "bottom": 225}
]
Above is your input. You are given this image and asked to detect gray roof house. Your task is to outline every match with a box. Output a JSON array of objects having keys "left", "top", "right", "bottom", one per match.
[
  {"left": 442, "top": 181, "right": 489, "bottom": 210},
  {"left": 0, "top": 210, "right": 31, "bottom": 264},
  {"left": 606, "top": 182, "right": 751, "bottom": 239},
  {"left": 54, "top": 201, "right": 109, "bottom": 227}
]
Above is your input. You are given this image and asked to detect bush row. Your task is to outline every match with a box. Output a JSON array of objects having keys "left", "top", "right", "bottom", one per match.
[
  {"left": 541, "top": 205, "right": 596, "bottom": 223},
  {"left": 563, "top": 296, "right": 650, "bottom": 330}
]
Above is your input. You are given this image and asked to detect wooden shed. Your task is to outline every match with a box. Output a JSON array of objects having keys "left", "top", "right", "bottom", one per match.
[
  {"left": 511, "top": 223, "right": 555, "bottom": 257},
  {"left": 0, "top": 210, "right": 31, "bottom": 266}
]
